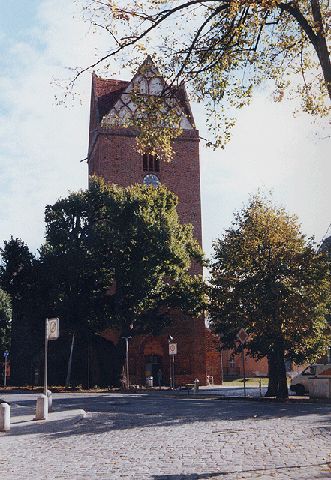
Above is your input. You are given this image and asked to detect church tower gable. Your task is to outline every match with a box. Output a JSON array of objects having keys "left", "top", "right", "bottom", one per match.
[{"left": 90, "top": 57, "right": 194, "bottom": 135}]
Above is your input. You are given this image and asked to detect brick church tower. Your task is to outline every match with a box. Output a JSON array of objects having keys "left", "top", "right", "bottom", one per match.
[{"left": 87, "top": 58, "right": 215, "bottom": 386}]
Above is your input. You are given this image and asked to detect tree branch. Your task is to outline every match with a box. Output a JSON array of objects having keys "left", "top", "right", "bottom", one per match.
[
  {"left": 280, "top": 1, "right": 331, "bottom": 100},
  {"left": 71, "top": 0, "right": 227, "bottom": 86},
  {"left": 174, "top": 3, "right": 230, "bottom": 82},
  {"left": 279, "top": 2, "right": 317, "bottom": 45}
]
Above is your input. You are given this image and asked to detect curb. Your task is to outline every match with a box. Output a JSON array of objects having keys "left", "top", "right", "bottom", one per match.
[{"left": 6, "top": 408, "right": 88, "bottom": 430}]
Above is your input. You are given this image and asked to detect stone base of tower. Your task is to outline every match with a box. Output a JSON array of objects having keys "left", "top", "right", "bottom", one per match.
[{"left": 102, "top": 312, "right": 213, "bottom": 387}]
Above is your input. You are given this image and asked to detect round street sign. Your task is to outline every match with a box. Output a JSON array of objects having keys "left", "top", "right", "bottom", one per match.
[
  {"left": 3, "top": 350, "right": 9, "bottom": 358},
  {"left": 169, "top": 343, "right": 177, "bottom": 355}
]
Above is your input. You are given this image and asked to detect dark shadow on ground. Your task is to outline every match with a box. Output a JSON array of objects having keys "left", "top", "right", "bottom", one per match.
[
  {"left": 3, "top": 392, "right": 331, "bottom": 439},
  {"left": 153, "top": 474, "right": 223, "bottom": 479},
  {"left": 151, "top": 461, "right": 331, "bottom": 479}
]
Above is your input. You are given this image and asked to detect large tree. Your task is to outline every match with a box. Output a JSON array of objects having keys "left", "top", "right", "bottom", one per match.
[
  {"left": 209, "top": 195, "right": 331, "bottom": 399},
  {"left": 320, "top": 233, "right": 331, "bottom": 359},
  {"left": 40, "top": 177, "right": 206, "bottom": 385},
  {"left": 0, "top": 289, "right": 11, "bottom": 357},
  {"left": 0, "top": 238, "right": 44, "bottom": 385},
  {"left": 321, "top": 234, "right": 331, "bottom": 258},
  {"left": 77, "top": 0, "right": 330, "bottom": 156}
]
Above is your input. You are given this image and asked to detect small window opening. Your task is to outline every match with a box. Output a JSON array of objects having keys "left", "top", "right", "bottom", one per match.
[
  {"left": 142, "top": 154, "right": 160, "bottom": 173},
  {"left": 143, "top": 154, "right": 148, "bottom": 171}
]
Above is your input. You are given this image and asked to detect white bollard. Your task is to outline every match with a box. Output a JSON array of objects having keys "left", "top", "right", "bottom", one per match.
[
  {"left": 0, "top": 403, "right": 10, "bottom": 431},
  {"left": 34, "top": 394, "right": 48, "bottom": 421},
  {"left": 46, "top": 390, "right": 53, "bottom": 412}
]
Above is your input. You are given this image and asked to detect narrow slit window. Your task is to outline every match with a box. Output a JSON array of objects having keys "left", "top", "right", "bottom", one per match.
[
  {"left": 148, "top": 155, "right": 154, "bottom": 171},
  {"left": 155, "top": 156, "right": 160, "bottom": 172},
  {"left": 143, "top": 154, "right": 148, "bottom": 171}
]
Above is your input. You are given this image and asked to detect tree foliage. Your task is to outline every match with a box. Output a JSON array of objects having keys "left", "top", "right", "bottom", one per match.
[
  {"left": 41, "top": 177, "right": 205, "bottom": 336},
  {"left": 320, "top": 233, "right": 331, "bottom": 330},
  {"left": 0, "top": 238, "right": 44, "bottom": 384},
  {"left": 0, "top": 180, "right": 206, "bottom": 385},
  {"left": 42, "top": 177, "right": 206, "bottom": 385},
  {"left": 0, "top": 237, "right": 35, "bottom": 300},
  {"left": 101, "top": 81, "right": 190, "bottom": 162},
  {"left": 0, "top": 289, "right": 11, "bottom": 356},
  {"left": 320, "top": 233, "right": 331, "bottom": 259},
  {"left": 78, "top": 0, "right": 330, "bottom": 156},
  {"left": 209, "top": 195, "right": 331, "bottom": 398}
]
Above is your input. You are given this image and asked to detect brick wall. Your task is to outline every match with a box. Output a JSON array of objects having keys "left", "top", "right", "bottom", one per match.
[
  {"left": 222, "top": 349, "right": 268, "bottom": 377},
  {"left": 88, "top": 128, "right": 202, "bottom": 253},
  {"left": 88, "top": 73, "right": 207, "bottom": 385}
]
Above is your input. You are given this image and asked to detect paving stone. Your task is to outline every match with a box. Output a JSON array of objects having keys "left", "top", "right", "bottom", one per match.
[{"left": 0, "top": 392, "right": 330, "bottom": 479}]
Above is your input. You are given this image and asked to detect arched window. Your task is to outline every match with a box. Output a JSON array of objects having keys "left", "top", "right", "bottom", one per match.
[{"left": 142, "top": 154, "right": 160, "bottom": 173}]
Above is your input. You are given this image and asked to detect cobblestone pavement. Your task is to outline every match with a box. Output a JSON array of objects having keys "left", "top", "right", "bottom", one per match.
[
  {"left": 0, "top": 392, "right": 330, "bottom": 479},
  {"left": 199, "top": 385, "right": 269, "bottom": 397}
]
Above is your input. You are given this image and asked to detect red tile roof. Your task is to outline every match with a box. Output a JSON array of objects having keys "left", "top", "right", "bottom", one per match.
[
  {"left": 91, "top": 70, "right": 195, "bottom": 127},
  {"left": 93, "top": 74, "right": 129, "bottom": 97},
  {"left": 92, "top": 73, "right": 129, "bottom": 121}
]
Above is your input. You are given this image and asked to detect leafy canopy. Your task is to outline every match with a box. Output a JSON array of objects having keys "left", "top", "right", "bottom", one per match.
[
  {"left": 0, "top": 237, "right": 35, "bottom": 301},
  {"left": 41, "top": 177, "right": 206, "bottom": 335},
  {"left": 78, "top": 0, "right": 331, "bottom": 157},
  {"left": 0, "top": 289, "right": 11, "bottom": 356},
  {"left": 0, "top": 238, "right": 44, "bottom": 384},
  {"left": 320, "top": 233, "right": 331, "bottom": 327},
  {"left": 209, "top": 194, "right": 331, "bottom": 365}
]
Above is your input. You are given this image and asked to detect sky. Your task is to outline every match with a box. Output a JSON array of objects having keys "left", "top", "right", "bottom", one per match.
[{"left": 0, "top": 0, "right": 330, "bottom": 259}]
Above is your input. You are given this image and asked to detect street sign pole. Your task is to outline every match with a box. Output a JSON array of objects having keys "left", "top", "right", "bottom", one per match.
[
  {"left": 242, "top": 349, "right": 246, "bottom": 397},
  {"left": 237, "top": 328, "right": 249, "bottom": 398},
  {"left": 168, "top": 342, "right": 177, "bottom": 389},
  {"left": 3, "top": 351, "right": 9, "bottom": 387},
  {"left": 219, "top": 335, "right": 224, "bottom": 385},
  {"left": 122, "top": 337, "right": 131, "bottom": 389},
  {"left": 4, "top": 356, "right": 6, "bottom": 387},
  {"left": 44, "top": 317, "right": 59, "bottom": 395},
  {"left": 44, "top": 318, "right": 48, "bottom": 396},
  {"left": 3, "top": 351, "right": 8, "bottom": 387}
]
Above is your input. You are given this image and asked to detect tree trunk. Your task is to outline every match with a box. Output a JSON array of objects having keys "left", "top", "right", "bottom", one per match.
[
  {"left": 310, "top": 0, "right": 331, "bottom": 101},
  {"left": 275, "top": 343, "right": 288, "bottom": 399},
  {"left": 281, "top": 1, "right": 331, "bottom": 101},
  {"left": 266, "top": 346, "right": 289, "bottom": 399},
  {"left": 265, "top": 353, "right": 278, "bottom": 397},
  {"left": 314, "top": 36, "right": 331, "bottom": 100},
  {"left": 111, "top": 339, "right": 127, "bottom": 388}
]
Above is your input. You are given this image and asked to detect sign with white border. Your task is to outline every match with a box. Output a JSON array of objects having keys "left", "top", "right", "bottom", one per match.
[
  {"left": 47, "top": 318, "right": 59, "bottom": 340},
  {"left": 237, "top": 328, "right": 249, "bottom": 345},
  {"left": 169, "top": 343, "right": 177, "bottom": 355}
]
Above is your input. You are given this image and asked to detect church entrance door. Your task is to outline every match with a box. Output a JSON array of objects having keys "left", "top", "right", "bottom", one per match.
[{"left": 145, "top": 355, "right": 162, "bottom": 386}]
